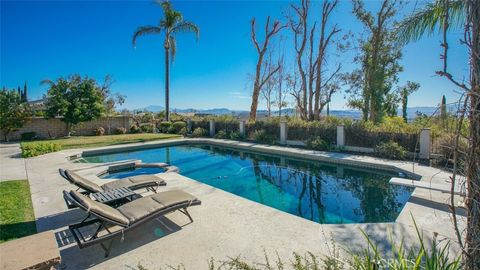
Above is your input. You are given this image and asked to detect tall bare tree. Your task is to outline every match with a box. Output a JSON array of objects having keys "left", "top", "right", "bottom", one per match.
[
  {"left": 289, "top": 0, "right": 309, "bottom": 120},
  {"left": 261, "top": 50, "right": 276, "bottom": 117},
  {"left": 313, "top": 0, "right": 341, "bottom": 120},
  {"left": 249, "top": 17, "right": 285, "bottom": 121}
]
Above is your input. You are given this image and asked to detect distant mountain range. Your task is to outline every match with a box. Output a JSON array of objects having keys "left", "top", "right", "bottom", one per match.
[{"left": 137, "top": 105, "right": 456, "bottom": 121}]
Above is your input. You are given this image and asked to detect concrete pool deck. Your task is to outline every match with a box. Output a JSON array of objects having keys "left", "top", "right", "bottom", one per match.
[{"left": 18, "top": 138, "right": 466, "bottom": 269}]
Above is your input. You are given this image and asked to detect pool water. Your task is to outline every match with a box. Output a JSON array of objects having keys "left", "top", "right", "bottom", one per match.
[{"left": 84, "top": 144, "right": 413, "bottom": 224}]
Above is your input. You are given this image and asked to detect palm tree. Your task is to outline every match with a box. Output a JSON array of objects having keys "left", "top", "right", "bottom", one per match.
[
  {"left": 396, "top": 0, "right": 464, "bottom": 44},
  {"left": 132, "top": 1, "right": 199, "bottom": 121}
]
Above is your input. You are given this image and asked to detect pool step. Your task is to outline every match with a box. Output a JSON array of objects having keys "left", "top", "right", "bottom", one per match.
[{"left": 389, "top": 177, "right": 465, "bottom": 196}]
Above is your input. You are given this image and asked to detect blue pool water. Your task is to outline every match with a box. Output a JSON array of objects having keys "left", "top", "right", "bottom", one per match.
[{"left": 84, "top": 144, "right": 413, "bottom": 224}]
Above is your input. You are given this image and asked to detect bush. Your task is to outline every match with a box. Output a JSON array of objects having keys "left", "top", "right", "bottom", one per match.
[
  {"left": 169, "top": 121, "right": 187, "bottom": 134},
  {"left": 178, "top": 127, "right": 187, "bottom": 136},
  {"left": 229, "top": 131, "right": 245, "bottom": 141},
  {"left": 159, "top": 121, "right": 172, "bottom": 133},
  {"left": 21, "top": 142, "right": 62, "bottom": 158},
  {"left": 130, "top": 125, "right": 140, "bottom": 134},
  {"left": 191, "top": 127, "right": 208, "bottom": 138},
  {"left": 214, "top": 130, "right": 229, "bottom": 139},
  {"left": 20, "top": 132, "right": 37, "bottom": 141},
  {"left": 251, "top": 129, "right": 276, "bottom": 144},
  {"left": 433, "top": 133, "right": 468, "bottom": 169},
  {"left": 374, "top": 141, "right": 407, "bottom": 160},
  {"left": 306, "top": 136, "right": 330, "bottom": 151},
  {"left": 114, "top": 127, "right": 127, "bottom": 135},
  {"left": 140, "top": 123, "right": 154, "bottom": 133},
  {"left": 94, "top": 127, "right": 105, "bottom": 136}
]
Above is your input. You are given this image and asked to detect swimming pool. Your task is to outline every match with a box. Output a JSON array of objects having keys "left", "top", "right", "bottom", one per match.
[{"left": 83, "top": 144, "right": 413, "bottom": 224}]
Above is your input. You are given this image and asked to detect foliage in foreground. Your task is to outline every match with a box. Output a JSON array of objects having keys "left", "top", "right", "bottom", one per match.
[
  {"left": 0, "top": 180, "right": 37, "bottom": 243},
  {"left": 137, "top": 220, "right": 461, "bottom": 270}
]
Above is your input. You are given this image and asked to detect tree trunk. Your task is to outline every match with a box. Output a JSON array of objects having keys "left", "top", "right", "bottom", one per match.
[
  {"left": 164, "top": 45, "right": 170, "bottom": 122},
  {"left": 249, "top": 56, "right": 263, "bottom": 121},
  {"left": 465, "top": 2, "right": 480, "bottom": 268}
]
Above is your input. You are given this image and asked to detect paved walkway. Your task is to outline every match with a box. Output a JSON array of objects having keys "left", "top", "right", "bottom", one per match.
[{"left": 0, "top": 143, "right": 27, "bottom": 181}]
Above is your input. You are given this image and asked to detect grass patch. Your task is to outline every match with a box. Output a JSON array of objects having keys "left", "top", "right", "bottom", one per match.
[
  {"left": 0, "top": 180, "right": 36, "bottom": 243},
  {"left": 21, "top": 133, "right": 181, "bottom": 157}
]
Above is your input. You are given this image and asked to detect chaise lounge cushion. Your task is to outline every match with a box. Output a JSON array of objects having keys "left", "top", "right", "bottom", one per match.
[
  {"left": 65, "top": 170, "right": 103, "bottom": 193},
  {"left": 117, "top": 190, "right": 197, "bottom": 223},
  {"left": 70, "top": 190, "right": 130, "bottom": 226},
  {"left": 101, "top": 175, "right": 166, "bottom": 191}
]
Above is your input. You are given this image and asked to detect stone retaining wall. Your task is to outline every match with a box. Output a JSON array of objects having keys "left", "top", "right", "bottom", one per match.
[{"left": 1, "top": 116, "right": 131, "bottom": 141}]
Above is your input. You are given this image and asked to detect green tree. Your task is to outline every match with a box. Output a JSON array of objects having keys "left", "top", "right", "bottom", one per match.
[
  {"left": 0, "top": 89, "right": 31, "bottom": 141},
  {"left": 132, "top": 0, "right": 199, "bottom": 122},
  {"left": 398, "top": 81, "right": 420, "bottom": 122},
  {"left": 43, "top": 75, "right": 106, "bottom": 136},
  {"left": 346, "top": 0, "right": 403, "bottom": 123},
  {"left": 440, "top": 94, "right": 447, "bottom": 120}
]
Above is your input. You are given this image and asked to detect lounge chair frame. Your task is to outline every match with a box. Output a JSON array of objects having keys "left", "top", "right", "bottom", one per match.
[
  {"left": 59, "top": 168, "right": 166, "bottom": 208},
  {"left": 63, "top": 191, "right": 201, "bottom": 257}
]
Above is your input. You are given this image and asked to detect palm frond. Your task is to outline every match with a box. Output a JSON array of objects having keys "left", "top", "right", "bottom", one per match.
[
  {"left": 132, "top": 25, "right": 162, "bottom": 47},
  {"left": 396, "top": 0, "right": 465, "bottom": 44},
  {"left": 172, "top": 21, "right": 200, "bottom": 40}
]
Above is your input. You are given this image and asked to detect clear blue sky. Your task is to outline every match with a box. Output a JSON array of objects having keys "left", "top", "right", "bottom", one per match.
[{"left": 0, "top": 0, "right": 469, "bottom": 111}]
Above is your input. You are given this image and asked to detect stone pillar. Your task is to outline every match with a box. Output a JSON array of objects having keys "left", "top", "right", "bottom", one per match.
[
  {"left": 280, "top": 121, "right": 287, "bottom": 145},
  {"left": 209, "top": 120, "right": 215, "bottom": 137},
  {"left": 187, "top": 118, "right": 192, "bottom": 132},
  {"left": 419, "top": 128, "right": 431, "bottom": 159},
  {"left": 239, "top": 120, "right": 246, "bottom": 137},
  {"left": 336, "top": 125, "right": 345, "bottom": 147}
]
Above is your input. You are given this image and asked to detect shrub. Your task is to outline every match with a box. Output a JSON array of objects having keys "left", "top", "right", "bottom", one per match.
[
  {"left": 169, "top": 121, "right": 187, "bottom": 134},
  {"left": 140, "top": 123, "right": 154, "bottom": 133},
  {"left": 130, "top": 124, "right": 140, "bottom": 134},
  {"left": 191, "top": 127, "right": 208, "bottom": 138},
  {"left": 20, "top": 132, "right": 37, "bottom": 141},
  {"left": 229, "top": 131, "right": 245, "bottom": 141},
  {"left": 94, "top": 127, "right": 105, "bottom": 136},
  {"left": 159, "top": 121, "right": 172, "bottom": 133},
  {"left": 374, "top": 141, "right": 407, "bottom": 160},
  {"left": 433, "top": 133, "right": 468, "bottom": 169},
  {"left": 251, "top": 129, "right": 275, "bottom": 144},
  {"left": 214, "top": 130, "right": 229, "bottom": 139},
  {"left": 306, "top": 136, "right": 330, "bottom": 151},
  {"left": 178, "top": 127, "right": 187, "bottom": 136},
  {"left": 115, "top": 127, "right": 127, "bottom": 135},
  {"left": 21, "top": 142, "right": 62, "bottom": 158}
]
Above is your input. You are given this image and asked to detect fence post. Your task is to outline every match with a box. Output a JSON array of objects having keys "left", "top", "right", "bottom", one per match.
[
  {"left": 209, "top": 120, "right": 215, "bottom": 137},
  {"left": 280, "top": 121, "right": 287, "bottom": 145},
  {"left": 239, "top": 120, "right": 245, "bottom": 137},
  {"left": 336, "top": 125, "right": 345, "bottom": 147},
  {"left": 419, "top": 128, "right": 431, "bottom": 160},
  {"left": 187, "top": 118, "right": 192, "bottom": 133}
]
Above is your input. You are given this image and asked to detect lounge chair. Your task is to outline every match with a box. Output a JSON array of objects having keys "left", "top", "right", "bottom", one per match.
[
  {"left": 59, "top": 168, "right": 166, "bottom": 195},
  {"left": 63, "top": 189, "right": 201, "bottom": 257}
]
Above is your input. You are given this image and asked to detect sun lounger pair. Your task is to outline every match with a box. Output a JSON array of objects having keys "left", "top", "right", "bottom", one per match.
[
  {"left": 59, "top": 168, "right": 166, "bottom": 195},
  {"left": 63, "top": 189, "right": 201, "bottom": 257}
]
